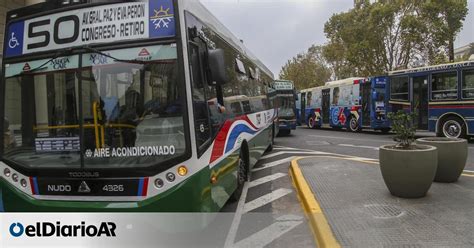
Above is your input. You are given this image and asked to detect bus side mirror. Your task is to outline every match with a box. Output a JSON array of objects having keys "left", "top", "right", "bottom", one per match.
[{"left": 208, "top": 49, "right": 229, "bottom": 85}]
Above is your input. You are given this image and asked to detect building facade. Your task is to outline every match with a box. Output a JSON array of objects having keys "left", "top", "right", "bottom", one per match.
[{"left": 454, "top": 43, "right": 474, "bottom": 60}]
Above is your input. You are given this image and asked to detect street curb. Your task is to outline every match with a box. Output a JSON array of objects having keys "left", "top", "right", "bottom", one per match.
[{"left": 289, "top": 158, "right": 341, "bottom": 248}]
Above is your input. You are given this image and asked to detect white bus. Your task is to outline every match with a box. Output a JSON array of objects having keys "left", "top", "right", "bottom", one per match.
[{"left": 0, "top": 0, "right": 275, "bottom": 212}]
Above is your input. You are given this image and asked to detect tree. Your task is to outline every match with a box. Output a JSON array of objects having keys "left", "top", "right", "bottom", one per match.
[
  {"left": 322, "top": 0, "right": 468, "bottom": 77},
  {"left": 420, "top": 0, "right": 468, "bottom": 62},
  {"left": 279, "top": 45, "right": 332, "bottom": 90}
]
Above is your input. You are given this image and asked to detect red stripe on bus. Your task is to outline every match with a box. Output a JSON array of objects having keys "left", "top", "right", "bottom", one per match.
[
  {"left": 141, "top": 178, "right": 149, "bottom": 196},
  {"left": 29, "top": 177, "right": 36, "bottom": 195},
  {"left": 430, "top": 105, "right": 474, "bottom": 109},
  {"left": 209, "top": 115, "right": 260, "bottom": 164}
]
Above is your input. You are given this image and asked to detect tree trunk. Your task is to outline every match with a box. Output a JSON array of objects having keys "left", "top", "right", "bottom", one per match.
[{"left": 449, "top": 37, "right": 454, "bottom": 62}]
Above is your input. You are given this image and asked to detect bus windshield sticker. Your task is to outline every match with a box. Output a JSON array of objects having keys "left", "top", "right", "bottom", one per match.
[
  {"left": 5, "top": 0, "right": 175, "bottom": 58},
  {"left": 83, "top": 45, "right": 177, "bottom": 67},
  {"left": 35, "top": 137, "right": 80, "bottom": 152},
  {"left": 5, "top": 55, "right": 79, "bottom": 77},
  {"left": 85, "top": 146, "right": 176, "bottom": 158}
]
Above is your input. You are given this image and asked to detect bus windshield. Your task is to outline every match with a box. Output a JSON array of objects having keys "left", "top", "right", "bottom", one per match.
[
  {"left": 3, "top": 44, "right": 187, "bottom": 169},
  {"left": 278, "top": 95, "right": 296, "bottom": 118}
]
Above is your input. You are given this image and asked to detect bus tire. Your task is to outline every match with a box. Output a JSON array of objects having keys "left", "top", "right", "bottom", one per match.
[
  {"left": 440, "top": 116, "right": 467, "bottom": 139},
  {"left": 308, "top": 117, "right": 314, "bottom": 129},
  {"left": 265, "top": 125, "right": 274, "bottom": 153},
  {"left": 347, "top": 115, "right": 360, "bottom": 132},
  {"left": 279, "top": 129, "right": 291, "bottom": 136},
  {"left": 381, "top": 128, "right": 390, "bottom": 134},
  {"left": 231, "top": 147, "right": 249, "bottom": 202}
]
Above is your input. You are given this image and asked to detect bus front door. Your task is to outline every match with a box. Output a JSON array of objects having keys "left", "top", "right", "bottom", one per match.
[
  {"left": 412, "top": 76, "right": 429, "bottom": 130},
  {"left": 322, "top": 89, "right": 330, "bottom": 124},
  {"left": 361, "top": 82, "right": 371, "bottom": 127},
  {"left": 301, "top": 92, "right": 306, "bottom": 123}
]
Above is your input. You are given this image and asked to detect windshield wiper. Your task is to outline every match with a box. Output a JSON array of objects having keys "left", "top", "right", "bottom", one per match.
[{"left": 82, "top": 46, "right": 148, "bottom": 65}]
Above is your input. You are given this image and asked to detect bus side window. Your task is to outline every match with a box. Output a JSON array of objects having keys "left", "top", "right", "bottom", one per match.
[
  {"left": 242, "top": 100, "right": 252, "bottom": 114},
  {"left": 462, "top": 69, "right": 474, "bottom": 99},
  {"left": 189, "top": 42, "right": 211, "bottom": 154}
]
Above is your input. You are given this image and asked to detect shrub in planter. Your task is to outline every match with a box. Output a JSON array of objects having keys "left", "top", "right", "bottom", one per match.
[
  {"left": 416, "top": 137, "right": 467, "bottom": 183},
  {"left": 379, "top": 111, "right": 437, "bottom": 198}
]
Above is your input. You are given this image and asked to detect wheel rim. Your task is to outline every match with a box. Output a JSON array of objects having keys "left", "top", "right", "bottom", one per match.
[
  {"left": 443, "top": 120, "right": 462, "bottom": 138},
  {"left": 350, "top": 117, "right": 358, "bottom": 131}
]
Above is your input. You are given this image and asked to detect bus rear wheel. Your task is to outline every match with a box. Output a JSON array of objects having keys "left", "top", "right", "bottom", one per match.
[
  {"left": 231, "top": 149, "right": 248, "bottom": 202},
  {"left": 381, "top": 128, "right": 390, "bottom": 134},
  {"left": 347, "top": 115, "right": 360, "bottom": 132},
  {"left": 308, "top": 117, "right": 314, "bottom": 129},
  {"left": 440, "top": 116, "right": 467, "bottom": 139}
]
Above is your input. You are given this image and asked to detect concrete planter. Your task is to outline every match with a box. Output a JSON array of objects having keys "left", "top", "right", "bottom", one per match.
[
  {"left": 379, "top": 144, "right": 437, "bottom": 198},
  {"left": 416, "top": 137, "right": 467, "bottom": 183}
]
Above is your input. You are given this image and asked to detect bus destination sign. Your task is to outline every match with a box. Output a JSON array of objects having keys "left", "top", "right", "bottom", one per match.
[
  {"left": 5, "top": 0, "right": 175, "bottom": 58},
  {"left": 273, "top": 81, "right": 294, "bottom": 90}
]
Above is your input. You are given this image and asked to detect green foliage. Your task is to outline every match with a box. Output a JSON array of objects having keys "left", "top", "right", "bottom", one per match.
[
  {"left": 279, "top": 45, "right": 332, "bottom": 90},
  {"left": 387, "top": 110, "right": 417, "bottom": 149},
  {"left": 322, "top": 0, "right": 468, "bottom": 78},
  {"left": 420, "top": 0, "right": 468, "bottom": 61}
]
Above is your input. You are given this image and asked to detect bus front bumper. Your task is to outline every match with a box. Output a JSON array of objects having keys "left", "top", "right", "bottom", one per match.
[
  {"left": 278, "top": 119, "right": 297, "bottom": 130},
  {"left": 0, "top": 168, "right": 212, "bottom": 212}
]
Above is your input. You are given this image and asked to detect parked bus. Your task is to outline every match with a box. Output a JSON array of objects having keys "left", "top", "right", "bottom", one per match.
[
  {"left": 298, "top": 77, "right": 390, "bottom": 132},
  {"left": 388, "top": 60, "right": 474, "bottom": 138},
  {"left": 270, "top": 80, "right": 297, "bottom": 135},
  {"left": 0, "top": 0, "right": 275, "bottom": 212}
]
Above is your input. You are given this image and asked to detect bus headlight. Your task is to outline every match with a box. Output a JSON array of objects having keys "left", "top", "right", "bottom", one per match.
[
  {"left": 177, "top": 166, "right": 188, "bottom": 176},
  {"left": 20, "top": 178, "right": 27, "bottom": 188},
  {"left": 166, "top": 172, "right": 175, "bottom": 182},
  {"left": 154, "top": 178, "right": 164, "bottom": 188},
  {"left": 12, "top": 173, "right": 18, "bottom": 182},
  {"left": 3, "top": 168, "right": 11, "bottom": 177}
]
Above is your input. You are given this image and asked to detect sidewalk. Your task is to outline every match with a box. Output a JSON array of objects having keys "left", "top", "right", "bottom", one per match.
[{"left": 290, "top": 156, "right": 474, "bottom": 248}]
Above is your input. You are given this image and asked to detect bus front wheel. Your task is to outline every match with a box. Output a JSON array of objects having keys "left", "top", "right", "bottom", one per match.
[
  {"left": 440, "top": 116, "right": 467, "bottom": 139},
  {"left": 265, "top": 125, "right": 275, "bottom": 153},
  {"left": 231, "top": 148, "right": 249, "bottom": 202}
]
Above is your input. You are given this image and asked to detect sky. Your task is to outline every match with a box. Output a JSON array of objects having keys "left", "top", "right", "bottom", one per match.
[{"left": 200, "top": 0, "right": 474, "bottom": 78}]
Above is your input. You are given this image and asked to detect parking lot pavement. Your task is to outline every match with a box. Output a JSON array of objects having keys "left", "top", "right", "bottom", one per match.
[{"left": 292, "top": 156, "right": 474, "bottom": 247}]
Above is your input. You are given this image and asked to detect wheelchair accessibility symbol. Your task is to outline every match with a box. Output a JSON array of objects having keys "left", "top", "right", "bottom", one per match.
[{"left": 8, "top": 32, "right": 20, "bottom": 49}]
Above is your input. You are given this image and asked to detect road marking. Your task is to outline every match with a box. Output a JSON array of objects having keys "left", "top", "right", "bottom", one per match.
[
  {"left": 248, "top": 173, "right": 287, "bottom": 188},
  {"left": 252, "top": 156, "right": 297, "bottom": 172},
  {"left": 308, "top": 134, "right": 390, "bottom": 143},
  {"left": 224, "top": 182, "right": 250, "bottom": 248},
  {"left": 273, "top": 146, "right": 307, "bottom": 150},
  {"left": 464, "top": 169, "right": 474, "bottom": 173},
  {"left": 260, "top": 151, "right": 328, "bottom": 159},
  {"left": 233, "top": 215, "right": 303, "bottom": 248},
  {"left": 338, "top": 143, "right": 379, "bottom": 150},
  {"left": 243, "top": 188, "right": 292, "bottom": 213}
]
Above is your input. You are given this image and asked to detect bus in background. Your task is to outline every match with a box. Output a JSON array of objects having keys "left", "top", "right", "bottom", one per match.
[
  {"left": 301, "top": 77, "right": 391, "bottom": 132},
  {"left": 388, "top": 60, "right": 474, "bottom": 138},
  {"left": 0, "top": 0, "right": 275, "bottom": 212},
  {"left": 271, "top": 80, "right": 297, "bottom": 135}
]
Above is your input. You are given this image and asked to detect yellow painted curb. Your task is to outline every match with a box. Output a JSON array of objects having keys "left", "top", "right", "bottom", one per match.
[{"left": 289, "top": 158, "right": 341, "bottom": 248}]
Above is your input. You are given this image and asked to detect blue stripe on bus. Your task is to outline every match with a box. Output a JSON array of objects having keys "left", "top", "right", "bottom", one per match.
[
  {"left": 225, "top": 124, "right": 257, "bottom": 153},
  {"left": 0, "top": 188, "right": 4, "bottom": 212},
  {"left": 137, "top": 178, "right": 144, "bottom": 196},
  {"left": 33, "top": 177, "right": 39, "bottom": 195}
]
